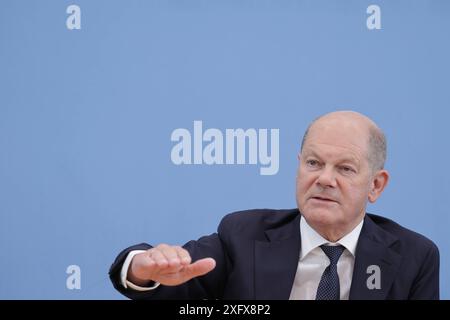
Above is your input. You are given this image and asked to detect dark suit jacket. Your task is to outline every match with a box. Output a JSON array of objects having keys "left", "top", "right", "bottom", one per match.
[{"left": 109, "top": 209, "right": 440, "bottom": 300}]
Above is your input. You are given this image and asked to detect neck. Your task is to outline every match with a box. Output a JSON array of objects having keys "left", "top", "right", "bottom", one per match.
[{"left": 309, "top": 216, "right": 365, "bottom": 243}]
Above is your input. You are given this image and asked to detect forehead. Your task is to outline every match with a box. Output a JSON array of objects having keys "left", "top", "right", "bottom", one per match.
[{"left": 302, "top": 123, "right": 370, "bottom": 162}]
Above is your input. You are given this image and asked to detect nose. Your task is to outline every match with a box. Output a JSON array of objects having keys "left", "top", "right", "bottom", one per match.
[{"left": 316, "top": 166, "right": 337, "bottom": 188}]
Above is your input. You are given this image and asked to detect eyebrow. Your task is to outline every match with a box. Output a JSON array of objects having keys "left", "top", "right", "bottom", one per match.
[{"left": 302, "top": 149, "right": 360, "bottom": 165}]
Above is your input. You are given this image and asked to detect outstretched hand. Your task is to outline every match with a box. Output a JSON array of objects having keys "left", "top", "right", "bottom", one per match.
[{"left": 128, "top": 244, "right": 216, "bottom": 286}]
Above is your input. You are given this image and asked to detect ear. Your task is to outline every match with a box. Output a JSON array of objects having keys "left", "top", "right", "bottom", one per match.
[{"left": 368, "top": 169, "right": 389, "bottom": 203}]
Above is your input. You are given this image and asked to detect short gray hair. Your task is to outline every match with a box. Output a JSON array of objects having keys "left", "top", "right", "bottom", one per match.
[{"left": 367, "top": 125, "right": 386, "bottom": 171}]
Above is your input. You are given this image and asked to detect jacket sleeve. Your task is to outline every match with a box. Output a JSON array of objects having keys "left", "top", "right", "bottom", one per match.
[{"left": 408, "top": 241, "right": 440, "bottom": 300}]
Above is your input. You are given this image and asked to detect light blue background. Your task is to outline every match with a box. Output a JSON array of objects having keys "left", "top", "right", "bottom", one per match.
[{"left": 0, "top": 0, "right": 449, "bottom": 299}]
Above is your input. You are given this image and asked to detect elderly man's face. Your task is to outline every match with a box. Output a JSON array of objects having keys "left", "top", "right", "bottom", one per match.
[{"left": 296, "top": 119, "right": 375, "bottom": 237}]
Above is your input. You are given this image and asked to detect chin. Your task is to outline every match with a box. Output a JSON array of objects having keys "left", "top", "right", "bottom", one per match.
[{"left": 302, "top": 207, "right": 341, "bottom": 226}]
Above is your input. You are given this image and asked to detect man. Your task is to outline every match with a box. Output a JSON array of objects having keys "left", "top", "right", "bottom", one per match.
[{"left": 109, "top": 111, "right": 440, "bottom": 299}]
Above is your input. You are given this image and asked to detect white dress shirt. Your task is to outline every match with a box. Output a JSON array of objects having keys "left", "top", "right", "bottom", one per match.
[
  {"left": 289, "top": 216, "right": 364, "bottom": 300},
  {"left": 121, "top": 215, "right": 364, "bottom": 298}
]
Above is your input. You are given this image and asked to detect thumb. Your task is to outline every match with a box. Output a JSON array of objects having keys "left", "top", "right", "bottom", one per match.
[{"left": 182, "top": 258, "right": 216, "bottom": 280}]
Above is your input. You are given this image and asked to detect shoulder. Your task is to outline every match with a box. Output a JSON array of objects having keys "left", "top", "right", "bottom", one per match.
[
  {"left": 218, "top": 208, "right": 299, "bottom": 237},
  {"left": 366, "top": 213, "right": 439, "bottom": 257}
]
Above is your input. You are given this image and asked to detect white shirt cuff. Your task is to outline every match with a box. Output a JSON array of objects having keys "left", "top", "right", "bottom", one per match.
[{"left": 120, "top": 250, "right": 161, "bottom": 291}]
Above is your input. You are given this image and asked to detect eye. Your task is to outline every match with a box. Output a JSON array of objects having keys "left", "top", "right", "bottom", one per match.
[
  {"left": 340, "top": 166, "right": 355, "bottom": 173},
  {"left": 306, "top": 159, "right": 320, "bottom": 167}
]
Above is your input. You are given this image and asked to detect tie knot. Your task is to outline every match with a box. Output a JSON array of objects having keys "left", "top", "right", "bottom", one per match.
[{"left": 320, "top": 245, "right": 345, "bottom": 265}]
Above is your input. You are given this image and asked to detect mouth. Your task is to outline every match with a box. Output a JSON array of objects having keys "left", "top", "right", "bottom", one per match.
[{"left": 310, "top": 196, "right": 338, "bottom": 203}]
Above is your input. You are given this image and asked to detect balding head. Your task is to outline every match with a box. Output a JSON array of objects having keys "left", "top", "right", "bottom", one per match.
[
  {"left": 296, "top": 111, "right": 390, "bottom": 241},
  {"left": 301, "top": 111, "right": 386, "bottom": 172}
]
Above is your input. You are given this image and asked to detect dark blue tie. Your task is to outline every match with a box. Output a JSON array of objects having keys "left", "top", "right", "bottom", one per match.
[{"left": 315, "top": 245, "right": 345, "bottom": 300}]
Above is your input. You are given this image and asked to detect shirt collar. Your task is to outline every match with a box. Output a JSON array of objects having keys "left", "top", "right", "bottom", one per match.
[{"left": 299, "top": 215, "right": 364, "bottom": 260}]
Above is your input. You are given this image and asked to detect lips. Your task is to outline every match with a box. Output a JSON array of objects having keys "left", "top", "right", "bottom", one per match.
[{"left": 310, "top": 196, "right": 338, "bottom": 203}]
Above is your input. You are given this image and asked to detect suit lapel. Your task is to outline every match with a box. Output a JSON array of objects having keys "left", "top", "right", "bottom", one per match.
[
  {"left": 254, "top": 213, "right": 301, "bottom": 299},
  {"left": 349, "top": 215, "right": 402, "bottom": 299}
]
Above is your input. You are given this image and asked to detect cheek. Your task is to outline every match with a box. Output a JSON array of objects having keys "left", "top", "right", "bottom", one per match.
[
  {"left": 296, "top": 172, "right": 312, "bottom": 192},
  {"left": 296, "top": 174, "right": 316, "bottom": 201},
  {"left": 342, "top": 182, "right": 370, "bottom": 208}
]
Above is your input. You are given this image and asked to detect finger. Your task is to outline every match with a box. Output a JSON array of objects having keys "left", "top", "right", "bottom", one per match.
[
  {"left": 174, "top": 246, "right": 191, "bottom": 265},
  {"left": 157, "top": 244, "right": 181, "bottom": 266},
  {"left": 181, "top": 258, "right": 216, "bottom": 280},
  {"left": 152, "top": 248, "right": 189, "bottom": 275},
  {"left": 149, "top": 248, "right": 169, "bottom": 268},
  {"left": 150, "top": 250, "right": 184, "bottom": 277},
  {"left": 140, "top": 251, "right": 157, "bottom": 268}
]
